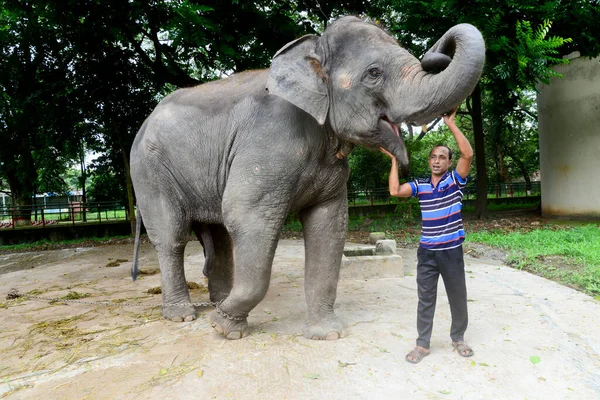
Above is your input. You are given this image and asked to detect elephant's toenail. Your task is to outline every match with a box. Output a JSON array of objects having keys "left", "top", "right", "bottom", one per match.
[
  {"left": 226, "top": 332, "right": 242, "bottom": 340},
  {"left": 184, "top": 315, "right": 195, "bottom": 322},
  {"left": 326, "top": 332, "right": 340, "bottom": 340},
  {"left": 171, "top": 316, "right": 184, "bottom": 322}
]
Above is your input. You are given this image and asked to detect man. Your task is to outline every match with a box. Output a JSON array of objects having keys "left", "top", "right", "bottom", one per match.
[{"left": 380, "top": 108, "right": 474, "bottom": 364}]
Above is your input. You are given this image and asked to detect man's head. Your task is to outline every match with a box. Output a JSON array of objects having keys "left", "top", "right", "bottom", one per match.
[{"left": 428, "top": 145, "right": 453, "bottom": 177}]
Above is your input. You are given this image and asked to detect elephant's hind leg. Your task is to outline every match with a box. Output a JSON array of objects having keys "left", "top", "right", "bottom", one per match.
[
  {"left": 196, "top": 224, "right": 234, "bottom": 303},
  {"left": 142, "top": 199, "right": 195, "bottom": 322},
  {"left": 299, "top": 195, "right": 347, "bottom": 340},
  {"left": 156, "top": 241, "right": 196, "bottom": 322}
]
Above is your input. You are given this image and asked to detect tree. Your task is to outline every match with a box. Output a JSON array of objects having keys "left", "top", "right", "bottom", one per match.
[
  {"left": 0, "top": 0, "right": 86, "bottom": 224},
  {"left": 371, "top": 0, "right": 594, "bottom": 217}
]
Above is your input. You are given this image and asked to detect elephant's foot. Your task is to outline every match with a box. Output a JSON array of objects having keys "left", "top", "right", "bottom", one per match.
[
  {"left": 162, "top": 303, "right": 196, "bottom": 323},
  {"left": 303, "top": 315, "right": 345, "bottom": 340},
  {"left": 209, "top": 310, "right": 249, "bottom": 340}
]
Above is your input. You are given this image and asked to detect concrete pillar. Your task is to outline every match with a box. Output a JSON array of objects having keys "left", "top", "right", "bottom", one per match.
[{"left": 537, "top": 53, "right": 600, "bottom": 218}]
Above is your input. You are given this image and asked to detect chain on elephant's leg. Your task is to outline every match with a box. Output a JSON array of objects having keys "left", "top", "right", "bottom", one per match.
[{"left": 209, "top": 308, "right": 249, "bottom": 340}]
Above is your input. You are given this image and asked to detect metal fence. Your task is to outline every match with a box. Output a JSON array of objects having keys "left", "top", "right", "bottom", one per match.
[
  {"left": 0, "top": 181, "right": 541, "bottom": 228},
  {"left": 0, "top": 201, "right": 129, "bottom": 229},
  {"left": 348, "top": 181, "right": 541, "bottom": 207}
]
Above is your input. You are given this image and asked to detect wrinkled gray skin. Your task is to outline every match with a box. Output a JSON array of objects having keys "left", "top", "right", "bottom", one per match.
[{"left": 130, "top": 16, "right": 485, "bottom": 340}]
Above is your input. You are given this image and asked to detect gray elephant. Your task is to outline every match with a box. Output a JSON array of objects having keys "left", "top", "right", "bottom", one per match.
[{"left": 130, "top": 16, "right": 485, "bottom": 340}]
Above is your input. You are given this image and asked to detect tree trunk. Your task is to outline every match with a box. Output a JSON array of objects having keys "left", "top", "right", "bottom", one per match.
[
  {"left": 471, "top": 84, "right": 488, "bottom": 219},
  {"left": 4, "top": 147, "right": 36, "bottom": 226},
  {"left": 512, "top": 156, "right": 532, "bottom": 191}
]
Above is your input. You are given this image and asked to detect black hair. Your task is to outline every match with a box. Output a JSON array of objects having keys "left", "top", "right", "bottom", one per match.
[{"left": 429, "top": 145, "right": 453, "bottom": 160}]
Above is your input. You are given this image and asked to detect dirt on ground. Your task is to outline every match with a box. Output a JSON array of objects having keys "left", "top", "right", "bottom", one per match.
[{"left": 1, "top": 209, "right": 600, "bottom": 399}]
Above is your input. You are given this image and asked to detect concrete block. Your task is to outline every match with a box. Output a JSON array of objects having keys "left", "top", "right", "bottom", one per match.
[
  {"left": 343, "top": 244, "right": 376, "bottom": 257},
  {"left": 369, "top": 232, "right": 386, "bottom": 244},
  {"left": 340, "top": 253, "right": 403, "bottom": 279},
  {"left": 375, "top": 239, "right": 396, "bottom": 255}
]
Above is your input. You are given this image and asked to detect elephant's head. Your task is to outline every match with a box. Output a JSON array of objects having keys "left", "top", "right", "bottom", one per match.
[{"left": 266, "top": 16, "right": 485, "bottom": 171}]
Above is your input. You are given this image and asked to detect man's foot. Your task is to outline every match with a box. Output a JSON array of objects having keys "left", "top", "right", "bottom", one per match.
[
  {"left": 452, "top": 341, "right": 474, "bottom": 357},
  {"left": 405, "top": 346, "right": 430, "bottom": 364}
]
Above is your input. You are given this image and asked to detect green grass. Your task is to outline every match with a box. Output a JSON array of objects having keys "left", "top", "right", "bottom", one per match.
[
  {"left": 467, "top": 225, "right": 600, "bottom": 297},
  {"left": 0, "top": 235, "right": 132, "bottom": 253}
]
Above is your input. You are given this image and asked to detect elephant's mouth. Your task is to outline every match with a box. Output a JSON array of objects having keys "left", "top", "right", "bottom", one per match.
[{"left": 379, "top": 115, "right": 400, "bottom": 137}]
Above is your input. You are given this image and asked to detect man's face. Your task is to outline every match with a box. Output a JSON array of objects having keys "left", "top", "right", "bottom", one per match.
[{"left": 428, "top": 146, "right": 452, "bottom": 177}]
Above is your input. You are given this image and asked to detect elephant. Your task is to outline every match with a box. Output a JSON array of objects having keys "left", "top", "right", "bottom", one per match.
[{"left": 130, "top": 16, "right": 485, "bottom": 340}]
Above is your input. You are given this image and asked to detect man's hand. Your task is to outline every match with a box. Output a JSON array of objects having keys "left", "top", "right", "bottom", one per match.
[
  {"left": 380, "top": 147, "right": 394, "bottom": 159},
  {"left": 443, "top": 107, "right": 458, "bottom": 125},
  {"left": 381, "top": 147, "right": 413, "bottom": 197}
]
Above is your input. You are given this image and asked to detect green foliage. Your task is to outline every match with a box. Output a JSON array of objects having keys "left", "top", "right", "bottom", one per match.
[
  {"left": 87, "top": 155, "right": 126, "bottom": 203},
  {"left": 495, "top": 19, "right": 572, "bottom": 87},
  {"left": 1, "top": 0, "right": 598, "bottom": 215},
  {"left": 347, "top": 147, "right": 391, "bottom": 191},
  {"left": 371, "top": 0, "right": 597, "bottom": 206}
]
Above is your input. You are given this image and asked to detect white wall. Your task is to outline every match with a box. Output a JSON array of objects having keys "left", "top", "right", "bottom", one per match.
[{"left": 537, "top": 53, "right": 600, "bottom": 218}]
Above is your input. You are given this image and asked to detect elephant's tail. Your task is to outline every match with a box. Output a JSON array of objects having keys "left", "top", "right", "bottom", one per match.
[{"left": 131, "top": 208, "right": 143, "bottom": 281}]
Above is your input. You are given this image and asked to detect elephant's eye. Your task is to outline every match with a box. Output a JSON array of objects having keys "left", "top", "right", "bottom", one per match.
[{"left": 368, "top": 67, "right": 383, "bottom": 78}]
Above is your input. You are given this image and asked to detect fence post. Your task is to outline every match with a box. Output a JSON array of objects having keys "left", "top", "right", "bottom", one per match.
[
  {"left": 41, "top": 206, "right": 45, "bottom": 228},
  {"left": 98, "top": 204, "right": 101, "bottom": 223},
  {"left": 11, "top": 207, "right": 15, "bottom": 229}
]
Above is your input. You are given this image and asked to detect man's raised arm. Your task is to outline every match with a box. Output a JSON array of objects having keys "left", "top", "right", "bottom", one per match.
[
  {"left": 380, "top": 148, "right": 413, "bottom": 198},
  {"left": 444, "top": 109, "right": 473, "bottom": 179}
]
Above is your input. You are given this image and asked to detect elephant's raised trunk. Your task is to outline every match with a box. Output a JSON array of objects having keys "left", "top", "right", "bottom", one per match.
[{"left": 406, "top": 24, "right": 485, "bottom": 125}]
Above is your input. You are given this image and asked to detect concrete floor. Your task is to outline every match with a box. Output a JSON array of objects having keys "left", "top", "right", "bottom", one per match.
[{"left": 0, "top": 239, "right": 599, "bottom": 399}]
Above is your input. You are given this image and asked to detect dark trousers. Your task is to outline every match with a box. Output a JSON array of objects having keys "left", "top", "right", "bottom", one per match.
[{"left": 416, "top": 245, "right": 468, "bottom": 349}]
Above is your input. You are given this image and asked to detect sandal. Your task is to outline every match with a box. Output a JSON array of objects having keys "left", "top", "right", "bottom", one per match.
[
  {"left": 405, "top": 346, "right": 430, "bottom": 364},
  {"left": 452, "top": 341, "right": 474, "bottom": 357}
]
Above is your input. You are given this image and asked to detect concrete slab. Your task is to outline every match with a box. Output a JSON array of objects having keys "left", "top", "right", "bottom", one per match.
[
  {"left": 341, "top": 253, "right": 404, "bottom": 278},
  {"left": 0, "top": 239, "right": 599, "bottom": 399}
]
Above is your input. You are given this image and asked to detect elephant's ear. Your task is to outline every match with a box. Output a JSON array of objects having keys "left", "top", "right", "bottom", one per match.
[{"left": 266, "top": 35, "right": 329, "bottom": 125}]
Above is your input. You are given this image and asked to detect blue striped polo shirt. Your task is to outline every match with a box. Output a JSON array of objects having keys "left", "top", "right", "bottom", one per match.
[{"left": 408, "top": 170, "right": 468, "bottom": 250}]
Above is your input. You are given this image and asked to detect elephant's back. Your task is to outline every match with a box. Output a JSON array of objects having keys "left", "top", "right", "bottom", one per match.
[
  {"left": 130, "top": 69, "right": 274, "bottom": 219},
  {"left": 161, "top": 69, "right": 270, "bottom": 113}
]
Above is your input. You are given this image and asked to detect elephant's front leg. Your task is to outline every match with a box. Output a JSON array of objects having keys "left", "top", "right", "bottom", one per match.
[
  {"left": 209, "top": 204, "right": 285, "bottom": 340},
  {"left": 299, "top": 194, "right": 348, "bottom": 340}
]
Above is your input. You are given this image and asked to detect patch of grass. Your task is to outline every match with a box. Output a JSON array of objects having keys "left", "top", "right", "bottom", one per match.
[
  {"left": 467, "top": 225, "right": 600, "bottom": 296},
  {"left": 147, "top": 287, "right": 162, "bottom": 294},
  {"left": 139, "top": 268, "right": 159, "bottom": 275},
  {"left": 61, "top": 291, "right": 91, "bottom": 300},
  {"left": 105, "top": 258, "right": 129, "bottom": 267},
  {"left": 146, "top": 282, "right": 208, "bottom": 295},
  {"left": 0, "top": 235, "right": 133, "bottom": 253}
]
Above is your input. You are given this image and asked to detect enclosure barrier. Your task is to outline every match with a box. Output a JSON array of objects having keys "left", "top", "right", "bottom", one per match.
[
  {"left": 0, "top": 201, "right": 129, "bottom": 229},
  {"left": 0, "top": 181, "right": 540, "bottom": 228},
  {"left": 347, "top": 181, "right": 541, "bottom": 207}
]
